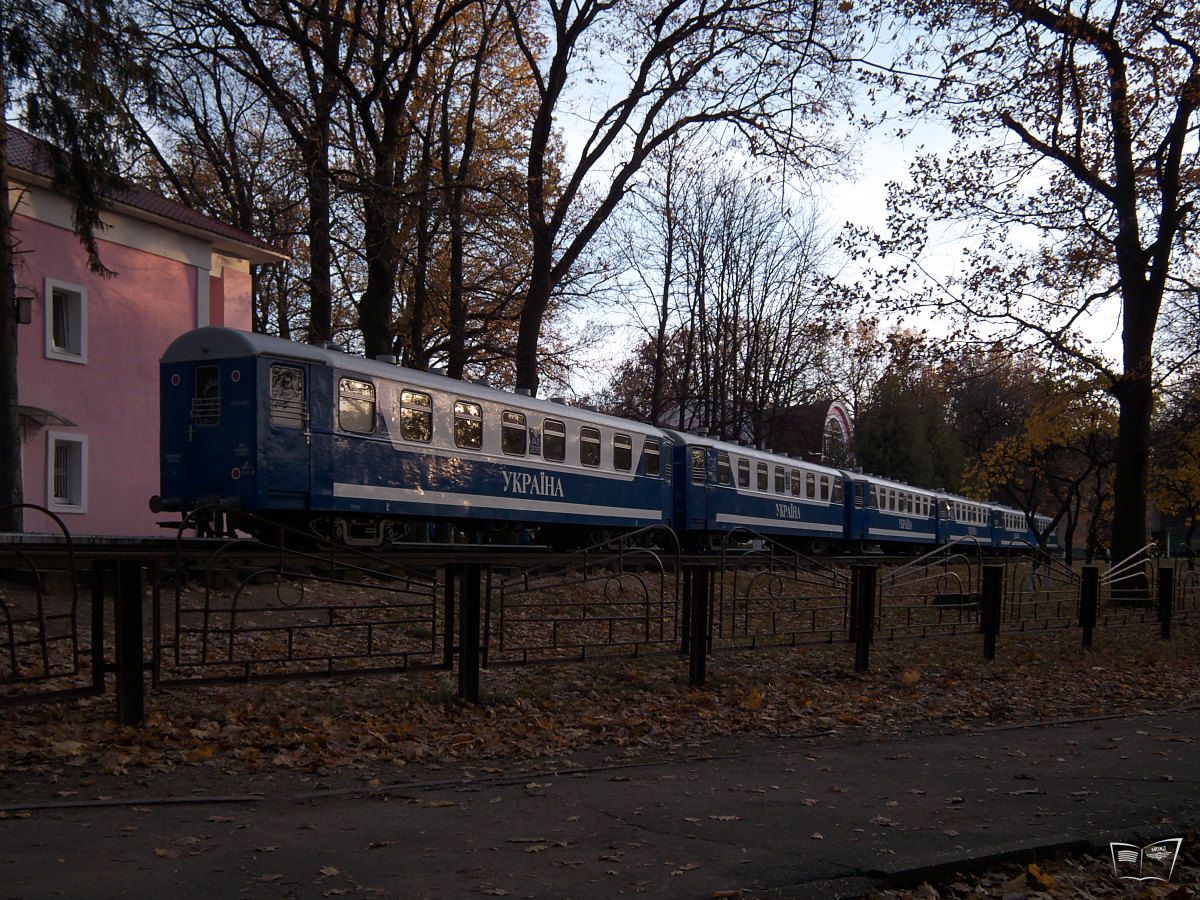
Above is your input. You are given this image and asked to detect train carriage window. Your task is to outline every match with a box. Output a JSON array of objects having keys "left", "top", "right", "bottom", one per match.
[
  {"left": 192, "top": 365, "right": 220, "bottom": 426},
  {"left": 774, "top": 466, "right": 785, "bottom": 494},
  {"left": 613, "top": 433, "right": 633, "bottom": 471},
  {"left": 269, "top": 365, "right": 305, "bottom": 428},
  {"left": 807, "top": 472, "right": 817, "bottom": 499},
  {"left": 737, "top": 459, "right": 750, "bottom": 488},
  {"left": 716, "top": 452, "right": 732, "bottom": 485},
  {"left": 869, "top": 485, "right": 877, "bottom": 507},
  {"left": 580, "top": 426, "right": 601, "bottom": 467},
  {"left": 855, "top": 484, "right": 865, "bottom": 508},
  {"left": 791, "top": 468, "right": 802, "bottom": 497},
  {"left": 400, "top": 390, "right": 432, "bottom": 442},
  {"left": 757, "top": 462, "right": 768, "bottom": 491},
  {"left": 643, "top": 438, "right": 661, "bottom": 476},
  {"left": 339, "top": 378, "right": 376, "bottom": 434},
  {"left": 906, "top": 494, "right": 914, "bottom": 514},
  {"left": 820, "top": 475, "right": 830, "bottom": 501},
  {"left": 455, "top": 401, "right": 483, "bottom": 449},
  {"left": 542, "top": 418, "right": 565, "bottom": 461},
  {"left": 501, "top": 411, "right": 528, "bottom": 455},
  {"left": 832, "top": 479, "right": 843, "bottom": 504},
  {"left": 888, "top": 489, "right": 896, "bottom": 511},
  {"left": 691, "top": 448, "right": 708, "bottom": 484}
]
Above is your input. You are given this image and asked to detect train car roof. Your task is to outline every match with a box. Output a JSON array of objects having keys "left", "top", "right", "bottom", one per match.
[
  {"left": 844, "top": 471, "right": 939, "bottom": 495},
  {"left": 661, "top": 429, "right": 845, "bottom": 478},
  {"left": 935, "top": 490, "right": 993, "bottom": 507},
  {"left": 162, "top": 326, "right": 667, "bottom": 436}
]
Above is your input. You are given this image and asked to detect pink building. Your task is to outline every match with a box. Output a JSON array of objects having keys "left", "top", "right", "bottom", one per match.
[{"left": 8, "top": 127, "right": 286, "bottom": 536}]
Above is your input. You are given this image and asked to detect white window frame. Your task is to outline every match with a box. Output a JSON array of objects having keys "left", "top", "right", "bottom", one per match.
[
  {"left": 44, "top": 278, "right": 88, "bottom": 364},
  {"left": 46, "top": 431, "right": 88, "bottom": 514}
]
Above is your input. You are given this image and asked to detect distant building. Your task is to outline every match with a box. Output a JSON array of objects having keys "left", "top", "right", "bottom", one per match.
[
  {"left": 658, "top": 399, "right": 855, "bottom": 465},
  {"left": 8, "top": 126, "right": 285, "bottom": 535}
]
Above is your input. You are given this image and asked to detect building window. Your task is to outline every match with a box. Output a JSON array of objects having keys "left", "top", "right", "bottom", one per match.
[
  {"left": 580, "top": 426, "right": 601, "bottom": 467},
  {"left": 46, "top": 432, "right": 87, "bottom": 513},
  {"left": 501, "top": 411, "right": 527, "bottom": 455},
  {"left": 455, "top": 401, "right": 483, "bottom": 449},
  {"left": 44, "top": 279, "right": 87, "bottom": 363},
  {"left": 339, "top": 378, "right": 376, "bottom": 434},
  {"left": 613, "top": 433, "right": 632, "bottom": 471},
  {"left": 542, "top": 418, "right": 565, "bottom": 461}
]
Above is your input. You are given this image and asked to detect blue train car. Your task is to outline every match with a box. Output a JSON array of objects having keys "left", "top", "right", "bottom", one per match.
[
  {"left": 158, "top": 328, "right": 672, "bottom": 543},
  {"left": 935, "top": 492, "right": 995, "bottom": 547},
  {"left": 666, "top": 430, "right": 847, "bottom": 550},
  {"left": 843, "top": 474, "right": 938, "bottom": 550},
  {"left": 993, "top": 505, "right": 1032, "bottom": 550}
]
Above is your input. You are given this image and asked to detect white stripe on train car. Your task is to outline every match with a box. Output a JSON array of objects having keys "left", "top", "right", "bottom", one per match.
[
  {"left": 715, "top": 513, "right": 843, "bottom": 533},
  {"left": 332, "top": 482, "right": 661, "bottom": 520},
  {"left": 868, "top": 527, "right": 937, "bottom": 539}
]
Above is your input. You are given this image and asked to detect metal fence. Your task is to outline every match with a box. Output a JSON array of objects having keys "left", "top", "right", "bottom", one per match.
[
  {"left": 2, "top": 511, "right": 1196, "bottom": 722},
  {"left": 157, "top": 526, "right": 446, "bottom": 686},
  {"left": 0, "top": 505, "right": 99, "bottom": 706}
]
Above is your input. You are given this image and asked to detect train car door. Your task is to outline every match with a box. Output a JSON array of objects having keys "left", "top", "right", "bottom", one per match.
[
  {"left": 845, "top": 478, "right": 867, "bottom": 540},
  {"left": 183, "top": 362, "right": 229, "bottom": 497},
  {"left": 262, "top": 360, "right": 312, "bottom": 507},
  {"left": 687, "top": 445, "right": 710, "bottom": 529}
]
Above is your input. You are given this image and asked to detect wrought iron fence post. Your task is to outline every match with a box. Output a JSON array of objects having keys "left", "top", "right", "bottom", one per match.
[
  {"left": 680, "top": 566, "right": 692, "bottom": 656},
  {"left": 848, "top": 565, "right": 860, "bottom": 642},
  {"left": 1158, "top": 566, "right": 1173, "bottom": 641},
  {"left": 458, "top": 562, "right": 482, "bottom": 704},
  {"left": 852, "top": 564, "right": 876, "bottom": 673},
  {"left": 688, "top": 565, "right": 709, "bottom": 688},
  {"left": 114, "top": 560, "right": 145, "bottom": 725},
  {"left": 1080, "top": 566, "right": 1099, "bottom": 649},
  {"left": 90, "top": 560, "right": 106, "bottom": 695},
  {"left": 150, "top": 560, "right": 161, "bottom": 690},
  {"left": 981, "top": 565, "right": 1002, "bottom": 661},
  {"left": 443, "top": 564, "right": 457, "bottom": 669}
]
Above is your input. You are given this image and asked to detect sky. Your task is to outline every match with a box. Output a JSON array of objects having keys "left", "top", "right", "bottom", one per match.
[{"left": 559, "top": 110, "right": 1129, "bottom": 400}]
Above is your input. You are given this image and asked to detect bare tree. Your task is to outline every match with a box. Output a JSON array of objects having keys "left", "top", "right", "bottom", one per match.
[
  {"left": 503, "top": 0, "right": 853, "bottom": 394},
  {"left": 855, "top": 0, "right": 1200, "bottom": 566}
]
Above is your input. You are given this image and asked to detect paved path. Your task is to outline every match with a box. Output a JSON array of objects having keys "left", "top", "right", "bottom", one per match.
[{"left": 2, "top": 708, "right": 1197, "bottom": 898}]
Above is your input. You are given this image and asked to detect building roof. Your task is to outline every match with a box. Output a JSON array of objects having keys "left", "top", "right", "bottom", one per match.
[{"left": 6, "top": 125, "right": 286, "bottom": 265}]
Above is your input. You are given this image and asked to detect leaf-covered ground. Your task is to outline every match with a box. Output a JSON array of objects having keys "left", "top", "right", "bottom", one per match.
[
  {"left": 2, "top": 622, "right": 1197, "bottom": 783},
  {"left": 876, "top": 837, "right": 1199, "bottom": 898}
]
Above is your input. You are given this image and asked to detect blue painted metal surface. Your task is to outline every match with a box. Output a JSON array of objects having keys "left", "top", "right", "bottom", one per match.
[{"left": 158, "top": 327, "right": 1063, "bottom": 552}]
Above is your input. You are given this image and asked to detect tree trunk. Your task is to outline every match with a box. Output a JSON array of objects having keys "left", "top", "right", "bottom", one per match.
[
  {"left": 446, "top": 190, "right": 467, "bottom": 379},
  {"left": 515, "top": 238, "right": 554, "bottom": 395},
  {"left": 306, "top": 130, "right": 334, "bottom": 344},
  {"left": 1109, "top": 370, "right": 1152, "bottom": 567},
  {"left": 0, "top": 115, "right": 23, "bottom": 532},
  {"left": 359, "top": 200, "right": 398, "bottom": 361}
]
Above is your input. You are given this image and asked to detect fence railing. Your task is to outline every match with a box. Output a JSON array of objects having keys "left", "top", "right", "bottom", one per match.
[{"left": 2, "top": 515, "right": 1196, "bottom": 722}]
